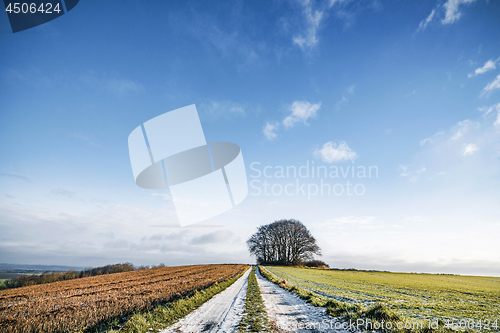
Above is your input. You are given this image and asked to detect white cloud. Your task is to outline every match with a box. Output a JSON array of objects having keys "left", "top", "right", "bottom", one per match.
[
  {"left": 202, "top": 100, "right": 246, "bottom": 118},
  {"left": 479, "top": 103, "right": 500, "bottom": 126},
  {"left": 151, "top": 192, "right": 172, "bottom": 200},
  {"left": 479, "top": 102, "right": 499, "bottom": 116},
  {"left": 292, "top": 0, "right": 349, "bottom": 50},
  {"left": 480, "top": 74, "right": 500, "bottom": 97},
  {"left": 463, "top": 143, "right": 478, "bottom": 156},
  {"left": 451, "top": 131, "right": 463, "bottom": 140},
  {"left": 399, "top": 166, "right": 426, "bottom": 182},
  {"left": 51, "top": 188, "right": 76, "bottom": 198},
  {"left": 347, "top": 84, "right": 356, "bottom": 94},
  {"left": 5, "top": 68, "right": 52, "bottom": 87},
  {"left": 313, "top": 141, "right": 358, "bottom": 163},
  {"left": 80, "top": 72, "right": 144, "bottom": 96},
  {"left": 417, "top": 8, "right": 437, "bottom": 31},
  {"left": 263, "top": 122, "right": 279, "bottom": 140},
  {"left": 323, "top": 216, "right": 376, "bottom": 226},
  {"left": 399, "top": 165, "right": 409, "bottom": 177},
  {"left": 328, "top": 0, "right": 345, "bottom": 7},
  {"left": 191, "top": 230, "right": 233, "bottom": 245},
  {"left": 468, "top": 58, "right": 499, "bottom": 77},
  {"left": 450, "top": 120, "right": 473, "bottom": 140},
  {"left": 400, "top": 115, "right": 500, "bottom": 186},
  {"left": 283, "top": 101, "right": 321, "bottom": 128},
  {"left": 187, "top": 11, "right": 263, "bottom": 69},
  {"left": 319, "top": 216, "right": 386, "bottom": 231},
  {"left": 417, "top": 0, "right": 478, "bottom": 31},
  {"left": 293, "top": 0, "right": 324, "bottom": 50},
  {"left": 420, "top": 138, "right": 431, "bottom": 146},
  {"left": 399, "top": 216, "right": 428, "bottom": 223},
  {"left": 263, "top": 100, "right": 321, "bottom": 140},
  {"left": 335, "top": 84, "right": 356, "bottom": 110},
  {"left": 442, "top": 0, "right": 477, "bottom": 25},
  {"left": 69, "top": 133, "right": 99, "bottom": 147},
  {"left": 106, "top": 78, "right": 144, "bottom": 95},
  {"left": 0, "top": 198, "right": 246, "bottom": 267},
  {"left": 5, "top": 69, "right": 144, "bottom": 97},
  {"left": 1, "top": 173, "right": 27, "bottom": 180},
  {"left": 415, "top": 167, "right": 427, "bottom": 175}
]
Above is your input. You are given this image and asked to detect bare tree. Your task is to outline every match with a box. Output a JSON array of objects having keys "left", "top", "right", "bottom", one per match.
[{"left": 247, "top": 219, "right": 321, "bottom": 265}]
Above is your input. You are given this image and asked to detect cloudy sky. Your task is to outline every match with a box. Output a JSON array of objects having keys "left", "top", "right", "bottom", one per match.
[{"left": 1, "top": 0, "right": 499, "bottom": 276}]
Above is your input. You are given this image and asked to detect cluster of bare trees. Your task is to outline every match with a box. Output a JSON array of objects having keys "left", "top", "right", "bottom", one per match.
[{"left": 247, "top": 219, "right": 321, "bottom": 265}]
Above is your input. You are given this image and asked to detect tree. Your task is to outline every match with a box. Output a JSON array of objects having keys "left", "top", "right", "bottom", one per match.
[{"left": 247, "top": 219, "right": 321, "bottom": 265}]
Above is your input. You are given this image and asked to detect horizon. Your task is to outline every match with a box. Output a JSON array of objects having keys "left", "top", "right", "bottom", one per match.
[
  {"left": 1, "top": 261, "right": 499, "bottom": 279},
  {"left": 1, "top": 0, "right": 499, "bottom": 276}
]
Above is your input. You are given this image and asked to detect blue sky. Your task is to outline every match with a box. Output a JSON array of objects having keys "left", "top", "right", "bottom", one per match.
[{"left": 1, "top": 0, "right": 499, "bottom": 275}]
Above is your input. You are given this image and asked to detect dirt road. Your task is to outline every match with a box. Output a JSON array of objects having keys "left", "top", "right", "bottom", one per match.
[
  {"left": 161, "top": 267, "right": 343, "bottom": 333},
  {"left": 256, "top": 268, "right": 342, "bottom": 333},
  {"left": 161, "top": 267, "right": 251, "bottom": 333}
]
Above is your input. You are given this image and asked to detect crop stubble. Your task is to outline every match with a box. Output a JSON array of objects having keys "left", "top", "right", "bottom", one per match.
[{"left": 0, "top": 264, "right": 247, "bottom": 332}]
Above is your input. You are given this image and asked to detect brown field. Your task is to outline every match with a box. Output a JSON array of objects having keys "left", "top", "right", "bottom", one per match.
[{"left": 0, "top": 264, "right": 248, "bottom": 333}]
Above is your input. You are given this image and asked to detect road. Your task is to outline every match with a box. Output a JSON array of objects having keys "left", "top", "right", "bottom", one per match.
[
  {"left": 256, "top": 268, "right": 342, "bottom": 333},
  {"left": 161, "top": 267, "right": 344, "bottom": 332},
  {"left": 161, "top": 267, "right": 250, "bottom": 333}
]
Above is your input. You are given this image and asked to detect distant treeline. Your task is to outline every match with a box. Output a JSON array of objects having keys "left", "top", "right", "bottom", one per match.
[
  {"left": 0, "top": 263, "right": 135, "bottom": 290},
  {"left": 330, "top": 267, "right": 390, "bottom": 272}
]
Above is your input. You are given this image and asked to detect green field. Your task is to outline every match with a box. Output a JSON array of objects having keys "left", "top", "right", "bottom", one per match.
[
  {"left": 0, "top": 273, "right": 40, "bottom": 288},
  {"left": 265, "top": 266, "right": 500, "bottom": 329},
  {"left": 0, "top": 273, "right": 29, "bottom": 279}
]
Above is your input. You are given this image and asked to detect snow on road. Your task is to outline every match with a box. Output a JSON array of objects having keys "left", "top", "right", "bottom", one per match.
[
  {"left": 256, "top": 268, "right": 344, "bottom": 333},
  {"left": 161, "top": 267, "right": 251, "bottom": 333},
  {"left": 161, "top": 267, "right": 346, "bottom": 333}
]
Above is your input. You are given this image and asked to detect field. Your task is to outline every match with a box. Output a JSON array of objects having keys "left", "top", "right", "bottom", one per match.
[
  {"left": 0, "top": 273, "right": 33, "bottom": 280},
  {"left": 0, "top": 273, "right": 33, "bottom": 290},
  {"left": 0, "top": 264, "right": 247, "bottom": 333},
  {"left": 0, "top": 273, "right": 40, "bottom": 287},
  {"left": 265, "top": 266, "right": 500, "bottom": 327}
]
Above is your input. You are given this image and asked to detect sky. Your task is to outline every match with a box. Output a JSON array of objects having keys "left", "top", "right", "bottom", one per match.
[{"left": 0, "top": 0, "right": 499, "bottom": 276}]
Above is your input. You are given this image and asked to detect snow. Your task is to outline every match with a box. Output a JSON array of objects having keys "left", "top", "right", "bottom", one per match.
[
  {"left": 160, "top": 267, "right": 250, "bottom": 333},
  {"left": 256, "top": 268, "right": 345, "bottom": 333}
]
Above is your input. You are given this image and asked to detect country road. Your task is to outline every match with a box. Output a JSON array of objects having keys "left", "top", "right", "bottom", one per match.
[
  {"left": 161, "top": 266, "right": 343, "bottom": 333},
  {"left": 161, "top": 267, "right": 251, "bottom": 333},
  {"left": 256, "top": 268, "right": 342, "bottom": 333}
]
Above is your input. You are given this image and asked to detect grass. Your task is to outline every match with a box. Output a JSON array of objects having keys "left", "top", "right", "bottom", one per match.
[
  {"left": 0, "top": 273, "right": 42, "bottom": 289},
  {"left": 239, "top": 266, "right": 269, "bottom": 332},
  {"left": 265, "top": 266, "right": 499, "bottom": 326},
  {"left": 98, "top": 267, "right": 249, "bottom": 333},
  {"left": 259, "top": 266, "right": 498, "bottom": 332},
  {"left": 0, "top": 272, "right": 42, "bottom": 278}
]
